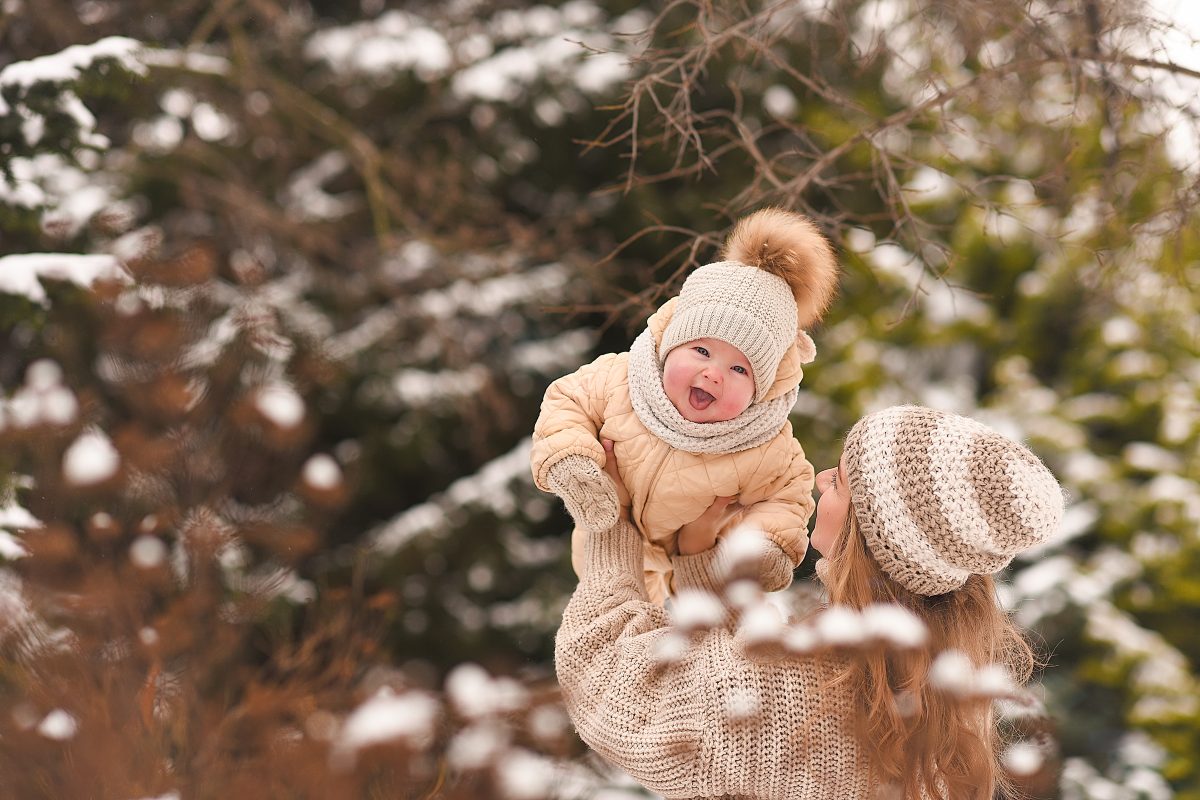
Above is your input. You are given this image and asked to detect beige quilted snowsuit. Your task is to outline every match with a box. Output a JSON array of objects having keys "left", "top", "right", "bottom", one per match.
[{"left": 531, "top": 297, "right": 816, "bottom": 604}]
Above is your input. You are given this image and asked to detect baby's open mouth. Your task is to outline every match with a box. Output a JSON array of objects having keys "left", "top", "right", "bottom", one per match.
[{"left": 689, "top": 387, "right": 715, "bottom": 410}]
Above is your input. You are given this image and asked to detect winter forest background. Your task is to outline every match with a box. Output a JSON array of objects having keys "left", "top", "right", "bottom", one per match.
[{"left": 1, "top": 0, "right": 1199, "bottom": 797}]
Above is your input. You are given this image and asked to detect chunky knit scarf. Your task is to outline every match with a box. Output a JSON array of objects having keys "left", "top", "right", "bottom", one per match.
[{"left": 627, "top": 326, "right": 798, "bottom": 455}]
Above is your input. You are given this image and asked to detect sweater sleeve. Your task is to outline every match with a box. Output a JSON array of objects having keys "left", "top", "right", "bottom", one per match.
[
  {"left": 554, "top": 519, "right": 707, "bottom": 798},
  {"left": 530, "top": 354, "right": 618, "bottom": 492},
  {"left": 557, "top": 522, "right": 871, "bottom": 799}
]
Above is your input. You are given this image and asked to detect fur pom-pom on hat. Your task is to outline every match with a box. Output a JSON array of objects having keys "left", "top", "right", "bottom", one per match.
[
  {"left": 659, "top": 209, "right": 840, "bottom": 403},
  {"left": 721, "top": 208, "right": 839, "bottom": 329}
]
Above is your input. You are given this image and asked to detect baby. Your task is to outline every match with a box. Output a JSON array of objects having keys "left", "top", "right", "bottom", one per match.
[{"left": 530, "top": 209, "right": 839, "bottom": 604}]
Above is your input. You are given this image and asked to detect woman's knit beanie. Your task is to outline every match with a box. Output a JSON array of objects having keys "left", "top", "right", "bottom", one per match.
[
  {"left": 843, "top": 405, "right": 1064, "bottom": 596},
  {"left": 659, "top": 209, "right": 839, "bottom": 403}
]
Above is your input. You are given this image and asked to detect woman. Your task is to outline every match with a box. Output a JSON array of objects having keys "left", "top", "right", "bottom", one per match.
[{"left": 554, "top": 405, "right": 1063, "bottom": 800}]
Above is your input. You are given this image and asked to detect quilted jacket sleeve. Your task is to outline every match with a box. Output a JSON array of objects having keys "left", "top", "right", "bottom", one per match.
[
  {"left": 530, "top": 354, "right": 618, "bottom": 493},
  {"left": 740, "top": 435, "right": 816, "bottom": 565}
]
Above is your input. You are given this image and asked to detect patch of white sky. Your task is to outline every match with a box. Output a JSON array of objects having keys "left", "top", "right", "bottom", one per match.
[{"left": 1143, "top": 0, "right": 1200, "bottom": 170}]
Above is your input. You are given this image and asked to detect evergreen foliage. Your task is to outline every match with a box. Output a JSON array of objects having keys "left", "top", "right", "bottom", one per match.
[{"left": 1, "top": 0, "right": 1198, "bottom": 796}]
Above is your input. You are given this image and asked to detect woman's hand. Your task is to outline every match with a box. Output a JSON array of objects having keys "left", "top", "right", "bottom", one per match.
[
  {"left": 676, "top": 496, "right": 736, "bottom": 555},
  {"left": 600, "top": 439, "right": 632, "bottom": 511}
]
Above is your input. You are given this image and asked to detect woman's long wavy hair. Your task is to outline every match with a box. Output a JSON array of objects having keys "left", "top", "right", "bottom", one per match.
[{"left": 820, "top": 508, "right": 1037, "bottom": 800}]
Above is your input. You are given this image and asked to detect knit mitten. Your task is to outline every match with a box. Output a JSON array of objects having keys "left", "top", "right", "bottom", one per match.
[
  {"left": 674, "top": 534, "right": 795, "bottom": 594},
  {"left": 759, "top": 541, "right": 795, "bottom": 592},
  {"left": 546, "top": 454, "right": 621, "bottom": 534}
]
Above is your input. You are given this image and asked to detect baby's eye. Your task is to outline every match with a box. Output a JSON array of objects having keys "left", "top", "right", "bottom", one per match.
[
  {"left": 732, "top": 365, "right": 748, "bottom": 375},
  {"left": 694, "top": 346, "right": 709, "bottom": 357}
]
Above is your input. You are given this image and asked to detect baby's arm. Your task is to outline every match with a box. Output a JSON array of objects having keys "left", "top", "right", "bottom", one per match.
[
  {"left": 737, "top": 436, "right": 817, "bottom": 590},
  {"left": 530, "top": 354, "right": 621, "bottom": 533}
]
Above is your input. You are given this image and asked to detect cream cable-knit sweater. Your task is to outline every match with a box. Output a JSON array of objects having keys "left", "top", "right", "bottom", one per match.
[{"left": 555, "top": 519, "right": 873, "bottom": 800}]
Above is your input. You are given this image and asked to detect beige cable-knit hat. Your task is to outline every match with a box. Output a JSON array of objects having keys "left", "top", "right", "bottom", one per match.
[
  {"left": 843, "top": 405, "right": 1064, "bottom": 596},
  {"left": 659, "top": 209, "right": 839, "bottom": 403}
]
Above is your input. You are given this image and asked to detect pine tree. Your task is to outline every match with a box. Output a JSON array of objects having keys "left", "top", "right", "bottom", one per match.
[{"left": 3, "top": 0, "right": 1199, "bottom": 796}]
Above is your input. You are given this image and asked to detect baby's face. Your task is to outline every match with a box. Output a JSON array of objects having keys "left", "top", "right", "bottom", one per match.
[{"left": 662, "top": 338, "right": 755, "bottom": 423}]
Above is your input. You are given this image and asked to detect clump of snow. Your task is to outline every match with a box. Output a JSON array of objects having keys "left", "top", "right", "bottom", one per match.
[
  {"left": 670, "top": 589, "right": 725, "bottom": 631},
  {"left": 0, "top": 253, "right": 129, "bottom": 306},
  {"left": 510, "top": 329, "right": 594, "bottom": 374},
  {"left": 974, "top": 663, "right": 1015, "bottom": 695},
  {"left": 719, "top": 526, "right": 771, "bottom": 578},
  {"left": 137, "top": 48, "right": 231, "bottom": 76},
  {"left": 132, "top": 115, "right": 185, "bottom": 154},
  {"left": 1123, "top": 442, "right": 1182, "bottom": 473},
  {"left": 337, "top": 687, "right": 439, "bottom": 755},
  {"left": 782, "top": 623, "right": 820, "bottom": 657},
  {"left": 494, "top": 747, "right": 556, "bottom": 800},
  {"left": 36, "top": 709, "right": 78, "bottom": 740},
  {"left": 722, "top": 579, "right": 762, "bottom": 611},
  {"left": 416, "top": 264, "right": 568, "bottom": 319},
  {"left": 190, "top": 102, "right": 235, "bottom": 142},
  {"left": 394, "top": 366, "right": 487, "bottom": 407},
  {"left": 1101, "top": 316, "right": 1141, "bottom": 347},
  {"left": 445, "top": 662, "right": 529, "bottom": 719},
  {"left": 229, "top": 566, "right": 317, "bottom": 605},
  {"left": 814, "top": 605, "right": 866, "bottom": 646},
  {"left": 527, "top": 704, "right": 569, "bottom": 743},
  {"left": 447, "top": 720, "right": 508, "bottom": 770},
  {"left": 63, "top": 430, "right": 120, "bottom": 486},
  {"left": 284, "top": 151, "right": 356, "bottom": 222},
  {"left": 0, "top": 499, "right": 42, "bottom": 532},
  {"left": 0, "top": 36, "right": 145, "bottom": 116},
  {"left": 1001, "top": 741, "right": 1044, "bottom": 775},
  {"left": 306, "top": 4, "right": 632, "bottom": 107},
  {"left": 254, "top": 382, "right": 305, "bottom": 429},
  {"left": 929, "top": 650, "right": 1014, "bottom": 697},
  {"left": 723, "top": 686, "right": 760, "bottom": 721},
  {"left": 1060, "top": 755, "right": 1174, "bottom": 800},
  {"left": 303, "top": 454, "right": 343, "bottom": 490},
  {"left": 929, "top": 649, "right": 974, "bottom": 694},
  {"left": 130, "top": 536, "right": 167, "bottom": 569},
  {"left": 650, "top": 630, "right": 690, "bottom": 665},
  {"left": 2, "top": 360, "right": 80, "bottom": 430},
  {"left": 305, "top": 11, "right": 453, "bottom": 81},
  {"left": 370, "top": 439, "right": 531, "bottom": 555},
  {"left": 0, "top": 531, "right": 30, "bottom": 560},
  {"left": 26, "top": 359, "right": 62, "bottom": 389},
  {"left": 383, "top": 239, "right": 439, "bottom": 283},
  {"left": 861, "top": 603, "right": 927, "bottom": 647},
  {"left": 738, "top": 601, "right": 785, "bottom": 646},
  {"left": 763, "top": 85, "right": 798, "bottom": 118}
]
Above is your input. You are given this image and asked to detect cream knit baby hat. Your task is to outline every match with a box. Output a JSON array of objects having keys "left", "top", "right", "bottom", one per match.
[
  {"left": 659, "top": 209, "right": 839, "bottom": 403},
  {"left": 843, "top": 406, "right": 1064, "bottom": 596}
]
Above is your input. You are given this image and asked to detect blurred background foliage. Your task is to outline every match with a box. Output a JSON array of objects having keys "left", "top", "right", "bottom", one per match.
[{"left": 1, "top": 0, "right": 1199, "bottom": 797}]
